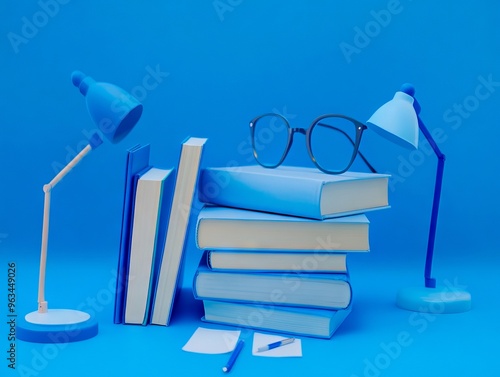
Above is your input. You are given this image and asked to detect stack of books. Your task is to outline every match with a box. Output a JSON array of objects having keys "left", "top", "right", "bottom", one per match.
[{"left": 192, "top": 165, "right": 390, "bottom": 339}]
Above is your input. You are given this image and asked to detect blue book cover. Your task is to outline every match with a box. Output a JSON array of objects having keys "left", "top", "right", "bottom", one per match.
[
  {"left": 198, "top": 165, "right": 390, "bottom": 219},
  {"left": 113, "top": 144, "right": 151, "bottom": 324}
]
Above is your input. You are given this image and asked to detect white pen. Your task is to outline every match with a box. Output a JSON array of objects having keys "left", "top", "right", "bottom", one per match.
[{"left": 257, "top": 337, "right": 295, "bottom": 352}]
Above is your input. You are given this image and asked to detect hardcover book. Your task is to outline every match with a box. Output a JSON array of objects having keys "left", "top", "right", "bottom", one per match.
[
  {"left": 151, "top": 137, "right": 207, "bottom": 326},
  {"left": 198, "top": 165, "right": 390, "bottom": 219},
  {"left": 114, "top": 144, "right": 152, "bottom": 324},
  {"left": 202, "top": 300, "right": 352, "bottom": 339},
  {"left": 206, "top": 250, "right": 347, "bottom": 273},
  {"left": 124, "top": 167, "right": 175, "bottom": 325},
  {"left": 195, "top": 206, "right": 370, "bottom": 252},
  {"left": 193, "top": 254, "right": 352, "bottom": 310}
]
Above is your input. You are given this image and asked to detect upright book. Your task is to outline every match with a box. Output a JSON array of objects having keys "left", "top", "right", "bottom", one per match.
[
  {"left": 151, "top": 137, "right": 207, "bottom": 326},
  {"left": 114, "top": 144, "right": 151, "bottom": 324},
  {"left": 202, "top": 300, "right": 352, "bottom": 339},
  {"left": 195, "top": 206, "right": 370, "bottom": 252},
  {"left": 193, "top": 253, "right": 352, "bottom": 310},
  {"left": 198, "top": 165, "right": 390, "bottom": 219},
  {"left": 124, "top": 167, "right": 175, "bottom": 325}
]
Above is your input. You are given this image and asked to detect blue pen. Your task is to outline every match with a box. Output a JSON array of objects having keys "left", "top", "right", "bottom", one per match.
[
  {"left": 222, "top": 339, "right": 244, "bottom": 373},
  {"left": 257, "top": 337, "right": 295, "bottom": 352}
]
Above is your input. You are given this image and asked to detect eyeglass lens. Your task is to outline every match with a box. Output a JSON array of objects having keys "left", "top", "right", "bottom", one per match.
[
  {"left": 251, "top": 114, "right": 290, "bottom": 168},
  {"left": 309, "top": 116, "right": 359, "bottom": 173}
]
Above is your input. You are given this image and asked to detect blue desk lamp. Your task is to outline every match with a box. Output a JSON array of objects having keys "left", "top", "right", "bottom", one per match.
[
  {"left": 367, "top": 84, "right": 471, "bottom": 313},
  {"left": 17, "top": 71, "right": 143, "bottom": 343}
]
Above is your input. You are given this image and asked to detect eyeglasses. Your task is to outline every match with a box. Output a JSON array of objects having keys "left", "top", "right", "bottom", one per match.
[{"left": 249, "top": 113, "right": 376, "bottom": 174}]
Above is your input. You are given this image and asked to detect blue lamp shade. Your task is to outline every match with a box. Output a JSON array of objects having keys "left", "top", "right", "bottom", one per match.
[
  {"left": 71, "top": 71, "right": 143, "bottom": 143},
  {"left": 366, "top": 90, "right": 419, "bottom": 150}
]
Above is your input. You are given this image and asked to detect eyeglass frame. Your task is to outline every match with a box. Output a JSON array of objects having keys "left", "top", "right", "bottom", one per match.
[{"left": 249, "top": 113, "right": 376, "bottom": 174}]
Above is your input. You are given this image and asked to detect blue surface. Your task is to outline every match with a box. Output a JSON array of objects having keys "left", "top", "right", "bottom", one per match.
[
  {"left": 1, "top": 250, "right": 497, "bottom": 376},
  {"left": 1, "top": 1, "right": 500, "bottom": 376}
]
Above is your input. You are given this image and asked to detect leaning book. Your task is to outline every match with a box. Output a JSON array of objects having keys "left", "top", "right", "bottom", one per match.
[
  {"left": 150, "top": 137, "right": 207, "bottom": 326},
  {"left": 202, "top": 300, "right": 352, "bottom": 339},
  {"left": 198, "top": 165, "right": 390, "bottom": 219},
  {"left": 124, "top": 167, "right": 175, "bottom": 325}
]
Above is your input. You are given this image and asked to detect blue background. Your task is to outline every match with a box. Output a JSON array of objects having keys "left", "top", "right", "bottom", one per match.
[{"left": 1, "top": 1, "right": 499, "bottom": 376}]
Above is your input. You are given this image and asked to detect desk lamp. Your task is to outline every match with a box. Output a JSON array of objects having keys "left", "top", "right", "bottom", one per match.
[
  {"left": 17, "top": 71, "right": 143, "bottom": 343},
  {"left": 367, "top": 83, "right": 471, "bottom": 313}
]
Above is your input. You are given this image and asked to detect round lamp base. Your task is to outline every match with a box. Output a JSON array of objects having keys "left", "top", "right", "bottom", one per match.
[
  {"left": 17, "top": 309, "right": 98, "bottom": 343},
  {"left": 396, "top": 286, "right": 472, "bottom": 313}
]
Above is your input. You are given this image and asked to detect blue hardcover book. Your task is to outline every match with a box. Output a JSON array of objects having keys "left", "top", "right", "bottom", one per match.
[
  {"left": 146, "top": 170, "right": 177, "bottom": 324},
  {"left": 114, "top": 144, "right": 151, "bottom": 324},
  {"left": 150, "top": 137, "right": 207, "bottom": 326},
  {"left": 206, "top": 250, "right": 348, "bottom": 273},
  {"left": 202, "top": 300, "right": 352, "bottom": 339},
  {"left": 123, "top": 167, "right": 176, "bottom": 325},
  {"left": 195, "top": 206, "right": 370, "bottom": 252},
  {"left": 193, "top": 252, "right": 352, "bottom": 310},
  {"left": 198, "top": 165, "right": 390, "bottom": 219}
]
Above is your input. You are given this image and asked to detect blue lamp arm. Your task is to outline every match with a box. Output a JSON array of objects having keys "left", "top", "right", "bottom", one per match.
[{"left": 416, "top": 116, "right": 445, "bottom": 289}]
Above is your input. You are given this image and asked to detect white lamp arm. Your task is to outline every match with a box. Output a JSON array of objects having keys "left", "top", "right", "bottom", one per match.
[{"left": 38, "top": 134, "right": 103, "bottom": 313}]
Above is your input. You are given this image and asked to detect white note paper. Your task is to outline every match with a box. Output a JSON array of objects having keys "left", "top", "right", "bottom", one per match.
[{"left": 182, "top": 327, "right": 241, "bottom": 354}]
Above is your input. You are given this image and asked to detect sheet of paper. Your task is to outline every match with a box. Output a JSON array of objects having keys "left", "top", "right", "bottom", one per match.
[
  {"left": 252, "top": 333, "right": 302, "bottom": 357},
  {"left": 182, "top": 327, "right": 241, "bottom": 354}
]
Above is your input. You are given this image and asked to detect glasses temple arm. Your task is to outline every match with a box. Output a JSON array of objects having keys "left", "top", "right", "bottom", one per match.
[
  {"left": 356, "top": 149, "right": 377, "bottom": 173},
  {"left": 317, "top": 123, "right": 378, "bottom": 173}
]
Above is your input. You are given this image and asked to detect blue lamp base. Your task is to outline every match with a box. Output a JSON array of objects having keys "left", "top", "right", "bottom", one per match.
[
  {"left": 17, "top": 309, "right": 98, "bottom": 343},
  {"left": 396, "top": 286, "right": 471, "bottom": 314}
]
